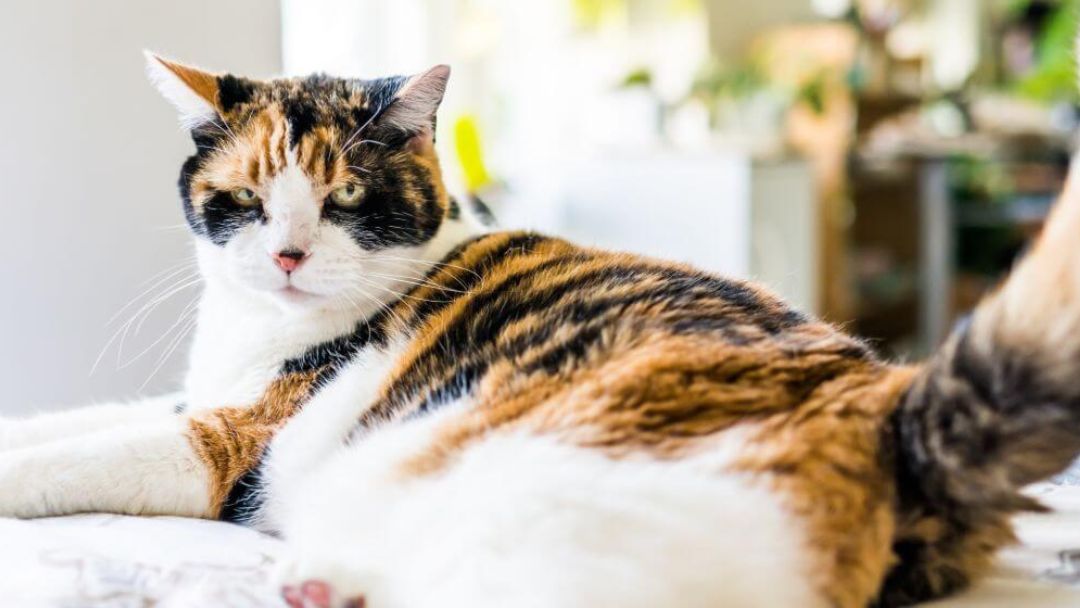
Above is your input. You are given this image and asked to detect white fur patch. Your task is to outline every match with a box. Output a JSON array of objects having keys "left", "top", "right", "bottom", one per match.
[
  {"left": 279, "top": 422, "right": 823, "bottom": 608},
  {"left": 144, "top": 51, "right": 218, "bottom": 130},
  {"left": 0, "top": 393, "right": 182, "bottom": 451},
  {"left": 258, "top": 339, "right": 408, "bottom": 531},
  {"left": 264, "top": 156, "right": 321, "bottom": 255},
  {"left": 0, "top": 417, "right": 212, "bottom": 518}
]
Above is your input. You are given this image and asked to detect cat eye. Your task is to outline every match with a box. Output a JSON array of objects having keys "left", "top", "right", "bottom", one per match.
[
  {"left": 231, "top": 188, "right": 261, "bottom": 207},
  {"left": 330, "top": 184, "right": 364, "bottom": 208}
]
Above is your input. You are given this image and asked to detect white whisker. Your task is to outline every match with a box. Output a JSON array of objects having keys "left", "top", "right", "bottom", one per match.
[{"left": 117, "top": 296, "right": 200, "bottom": 370}]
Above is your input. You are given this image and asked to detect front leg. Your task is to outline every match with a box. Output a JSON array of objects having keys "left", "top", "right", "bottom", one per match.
[
  {"left": 0, "top": 417, "right": 214, "bottom": 518},
  {"left": 0, "top": 372, "right": 318, "bottom": 519},
  {"left": 0, "top": 393, "right": 184, "bottom": 451}
]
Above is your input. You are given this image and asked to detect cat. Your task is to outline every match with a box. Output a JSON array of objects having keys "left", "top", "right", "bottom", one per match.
[{"left": 2, "top": 52, "right": 1080, "bottom": 608}]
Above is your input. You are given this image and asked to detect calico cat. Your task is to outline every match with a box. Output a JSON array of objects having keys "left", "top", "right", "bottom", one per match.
[{"left": 2, "top": 53, "right": 1079, "bottom": 608}]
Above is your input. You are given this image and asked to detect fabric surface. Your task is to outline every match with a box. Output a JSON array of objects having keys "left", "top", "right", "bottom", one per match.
[
  {"left": 3, "top": 484, "right": 1080, "bottom": 606},
  {"left": 931, "top": 481, "right": 1080, "bottom": 607},
  {"left": 0, "top": 515, "right": 285, "bottom": 607}
]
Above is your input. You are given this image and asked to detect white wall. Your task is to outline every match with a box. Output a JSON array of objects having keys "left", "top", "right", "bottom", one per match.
[{"left": 0, "top": 1, "right": 281, "bottom": 414}]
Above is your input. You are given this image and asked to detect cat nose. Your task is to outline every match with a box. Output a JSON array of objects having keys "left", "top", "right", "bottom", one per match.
[{"left": 273, "top": 249, "right": 308, "bottom": 273}]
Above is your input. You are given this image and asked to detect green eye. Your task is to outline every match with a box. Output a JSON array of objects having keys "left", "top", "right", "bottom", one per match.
[
  {"left": 231, "top": 188, "right": 260, "bottom": 206},
  {"left": 330, "top": 183, "right": 363, "bottom": 207}
]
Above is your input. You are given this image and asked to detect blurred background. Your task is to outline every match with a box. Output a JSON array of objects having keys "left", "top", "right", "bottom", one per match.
[{"left": 1, "top": 0, "right": 1077, "bottom": 413}]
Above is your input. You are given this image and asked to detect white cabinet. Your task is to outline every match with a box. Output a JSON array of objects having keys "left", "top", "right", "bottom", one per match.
[{"left": 543, "top": 152, "right": 819, "bottom": 314}]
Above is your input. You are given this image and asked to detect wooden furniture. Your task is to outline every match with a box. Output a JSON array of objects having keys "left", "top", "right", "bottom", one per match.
[{"left": 850, "top": 136, "right": 1069, "bottom": 356}]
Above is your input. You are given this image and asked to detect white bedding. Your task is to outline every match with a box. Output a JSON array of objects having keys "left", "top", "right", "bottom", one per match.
[
  {"left": 0, "top": 515, "right": 286, "bottom": 607},
  {"left": 3, "top": 485, "right": 1080, "bottom": 607},
  {"left": 931, "top": 482, "right": 1080, "bottom": 607}
]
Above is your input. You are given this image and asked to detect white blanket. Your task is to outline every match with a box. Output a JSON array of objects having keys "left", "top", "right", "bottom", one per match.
[
  {"left": 3, "top": 485, "right": 1080, "bottom": 607},
  {"left": 0, "top": 515, "right": 285, "bottom": 607},
  {"left": 932, "top": 482, "right": 1080, "bottom": 607}
]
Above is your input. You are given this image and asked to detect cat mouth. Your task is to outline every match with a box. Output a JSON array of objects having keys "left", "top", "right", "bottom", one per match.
[{"left": 278, "top": 285, "right": 320, "bottom": 302}]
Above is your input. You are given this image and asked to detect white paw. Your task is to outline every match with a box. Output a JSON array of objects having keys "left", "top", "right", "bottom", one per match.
[{"left": 0, "top": 455, "right": 37, "bottom": 518}]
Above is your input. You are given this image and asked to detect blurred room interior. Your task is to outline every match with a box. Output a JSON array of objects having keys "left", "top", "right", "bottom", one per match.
[{"left": 1, "top": 0, "right": 1076, "bottom": 412}]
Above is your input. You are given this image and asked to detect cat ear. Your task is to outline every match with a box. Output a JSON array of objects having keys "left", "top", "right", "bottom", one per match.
[
  {"left": 377, "top": 65, "right": 451, "bottom": 141},
  {"left": 144, "top": 51, "right": 221, "bottom": 128}
]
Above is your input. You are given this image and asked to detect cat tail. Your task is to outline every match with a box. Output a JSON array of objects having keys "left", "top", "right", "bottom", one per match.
[{"left": 894, "top": 169, "right": 1080, "bottom": 515}]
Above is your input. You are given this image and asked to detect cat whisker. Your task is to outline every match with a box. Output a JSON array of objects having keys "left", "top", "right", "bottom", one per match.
[
  {"left": 100, "top": 275, "right": 202, "bottom": 373},
  {"left": 352, "top": 275, "right": 454, "bottom": 305},
  {"left": 139, "top": 313, "right": 198, "bottom": 391},
  {"left": 363, "top": 272, "right": 471, "bottom": 294},
  {"left": 117, "top": 296, "right": 200, "bottom": 370},
  {"left": 342, "top": 138, "right": 388, "bottom": 157},
  {"left": 150, "top": 223, "right": 194, "bottom": 234},
  {"left": 130, "top": 276, "right": 204, "bottom": 339},
  {"left": 111, "top": 261, "right": 199, "bottom": 324},
  {"left": 371, "top": 255, "right": 483, "bottom": 281},
  {"left": 91, "top": 271, "right": 201, "bottom": 376},
  {"left": 341, "top": 284, "right": 410, "bottom": 333},
  {"left": 339, "top": 112, "right": 380, "bottom": 156}
]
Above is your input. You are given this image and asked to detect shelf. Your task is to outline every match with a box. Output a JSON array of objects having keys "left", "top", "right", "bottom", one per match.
[{"left": 954, "top": 195, "right": 1054, "bottom": 228}]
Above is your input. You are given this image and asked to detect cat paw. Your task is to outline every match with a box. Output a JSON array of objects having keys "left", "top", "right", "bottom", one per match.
[
  {"left": 277, "top": 555, "right": 370, "bottom": 608},
  {"left": 281, "top": 579, "right": 365, "bottom": 608}
]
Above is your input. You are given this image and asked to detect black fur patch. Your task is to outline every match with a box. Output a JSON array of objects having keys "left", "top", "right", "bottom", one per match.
[
  {"left": 468, "top": 195, "right": 497, "bottom": 226},
  {"left": 283, "top": 97, "right": 318, "bottom": 147},
  {"left": 217, "top": 75, "right": 256, "bottom": 112},
  {"left": 199, "top": 192, "right": 265, "bottom": 247},
  {"left": 322, "top": 159, "right": 443, "bottom": 251},
  {"left": 178, "top": 154, "right": 206, "bottom": 239},
  {"left": 219, "top": 461, "right": 265, "bottom": 525},
  {"left": 873, "top": 538, "right": 969, "bottom": 607}
]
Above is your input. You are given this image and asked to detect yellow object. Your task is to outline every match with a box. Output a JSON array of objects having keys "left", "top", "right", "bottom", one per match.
[{"left": 453, "top": 114, "right": 494, "bottom": 193}]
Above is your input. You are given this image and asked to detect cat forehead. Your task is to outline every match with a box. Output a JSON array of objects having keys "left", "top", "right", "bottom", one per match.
[
  {"left": 217, "top": 74, "right": 403, "bottom": 135},
  {"left": 191, "top": 76, "right": 401, "bottom": 188},
  {"left": 189, "top": 110, "right": 352, "bottom": 199}
]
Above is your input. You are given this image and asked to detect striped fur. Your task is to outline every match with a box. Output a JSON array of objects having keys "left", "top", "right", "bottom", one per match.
[{"left": 6, "top": 55, "right": 1080, "bottom": 608}]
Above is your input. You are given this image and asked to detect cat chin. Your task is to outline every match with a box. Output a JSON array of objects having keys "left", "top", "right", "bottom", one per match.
[
  {"left": 262, "top": 285, "right": 379, "bottom": 320},
  {"left": 263, "top": 285, "right": 333, "bottom": 312}
]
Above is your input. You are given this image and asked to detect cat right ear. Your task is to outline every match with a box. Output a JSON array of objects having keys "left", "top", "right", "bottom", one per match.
[{"left": 144, "top": 51, "right": 221, "bottom": 129}]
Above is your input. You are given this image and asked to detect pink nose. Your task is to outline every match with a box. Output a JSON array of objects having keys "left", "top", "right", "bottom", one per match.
[{"left": 273, "top": 249, "right": 308, "bottom": 272}]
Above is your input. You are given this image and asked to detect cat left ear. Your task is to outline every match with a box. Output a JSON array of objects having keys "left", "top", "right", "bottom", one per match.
[
  {"left": 377, "top": 65, "right": 451, "bottom": 143},
  {"left": 144, "top": 51, "right": 221, "bottom": 129}
]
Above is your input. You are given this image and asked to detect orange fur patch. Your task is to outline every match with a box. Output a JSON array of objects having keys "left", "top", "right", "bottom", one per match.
[
  {"left": 152, "top": 55, "right": 221, "bottom": 109},
  {"left": 186, "top": 370, "right": 321, "bottom": 515}
]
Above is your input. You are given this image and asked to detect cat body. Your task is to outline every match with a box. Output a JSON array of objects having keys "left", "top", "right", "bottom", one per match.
[{"left": 3, "top": 54, "right": 1080, "bottom": 608}]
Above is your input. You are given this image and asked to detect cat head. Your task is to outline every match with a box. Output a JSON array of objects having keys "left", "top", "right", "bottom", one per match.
[{"left": 146, "top": 53, "right": 461, "bottom": 312}]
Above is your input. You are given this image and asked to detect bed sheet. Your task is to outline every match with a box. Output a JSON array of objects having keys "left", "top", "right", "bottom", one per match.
[{"left": 4, "top": 485, "right": 1080, "bottom": 607}]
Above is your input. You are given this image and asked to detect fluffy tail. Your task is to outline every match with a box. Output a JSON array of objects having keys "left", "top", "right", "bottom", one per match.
[
  {"left": 878, "top": 170, "right": 1080, "bottom": 606},
  {"left": 895, "top": 171, "right": 1080, "bottom": 514}
]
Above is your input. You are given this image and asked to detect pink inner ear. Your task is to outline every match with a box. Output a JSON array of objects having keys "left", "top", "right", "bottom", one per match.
[{"left": 377, "top": 65, "right": 450, "bottom": 136}]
